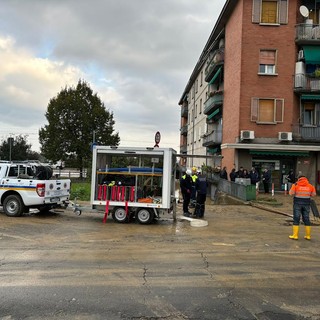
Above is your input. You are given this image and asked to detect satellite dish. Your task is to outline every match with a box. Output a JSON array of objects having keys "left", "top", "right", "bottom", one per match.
[{"left": 299, "top": 5, "right": 309, "bottom": 18}]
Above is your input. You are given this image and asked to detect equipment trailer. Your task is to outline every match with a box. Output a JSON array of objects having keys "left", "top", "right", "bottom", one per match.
[{"left": 91, "top": 146, "right": 177, "bottom": 224}]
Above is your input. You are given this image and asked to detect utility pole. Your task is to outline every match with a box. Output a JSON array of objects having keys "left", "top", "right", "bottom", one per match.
[{"left": 8, "top": 136, "right": 14, "bottom": 161}]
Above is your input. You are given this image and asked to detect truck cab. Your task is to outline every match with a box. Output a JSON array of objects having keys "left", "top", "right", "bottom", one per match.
[{"left": 0, "top": 161, "right": 71, "bottom": 217}]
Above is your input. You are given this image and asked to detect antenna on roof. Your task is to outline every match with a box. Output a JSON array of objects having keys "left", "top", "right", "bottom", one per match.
[{"left": 299, "top": 5, "right": 309, "bottom": 18}]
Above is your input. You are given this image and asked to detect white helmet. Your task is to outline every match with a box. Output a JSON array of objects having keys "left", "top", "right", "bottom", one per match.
[{"left": 186, "top": 169, "right": 192, "bottom": 175}]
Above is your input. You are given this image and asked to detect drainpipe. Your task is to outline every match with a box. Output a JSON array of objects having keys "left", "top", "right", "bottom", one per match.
[{"left": 191, "top": 95, "right": 195, "bottom": 168}]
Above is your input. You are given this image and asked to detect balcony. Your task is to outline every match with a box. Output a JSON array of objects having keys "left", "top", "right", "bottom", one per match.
[
  {"left": 180, "top": 125, "right": 188, "bottom": 136},
  {"left": 180, "top": 144, "right": 187, "bottom": 154},
  {"left": 295, "top": 23, "right": 320, "bottom": 44},
  {"left": 204, "top": 91, "right": 223, "bottom": 115},
  {"left": 181, "top": 105, "right": 188, "bottom": 117},
  {"left": 294, "top": 74, "right": 320, "bottom": 92},
  {"left": 202, "top": 129, "right": 222, "bottom": 147},
  {"left": 205, "top": 48, "right": 224, "bottom": 82},
  {"left": 292, "top": 123, "right": 320, "bottom": 141}
]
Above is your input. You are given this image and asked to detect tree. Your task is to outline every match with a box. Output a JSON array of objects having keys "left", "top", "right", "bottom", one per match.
[
  {"left": 0, "top": 135, "right": 38, "bottom": 161},
  {"left": 39, "top": 80, "right": 120, "bottom": 174}
]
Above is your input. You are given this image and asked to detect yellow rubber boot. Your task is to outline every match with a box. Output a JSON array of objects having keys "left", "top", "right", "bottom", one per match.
[
  {"left": 289, "top": 225, "right": 299, "bottom": 240},
  {"left": 304, "top": 226, "right": 311, "bottom": 240}
]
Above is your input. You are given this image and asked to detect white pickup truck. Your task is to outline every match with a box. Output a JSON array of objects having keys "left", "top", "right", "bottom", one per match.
[{"left": 0, "top": 161, "right": 71, "bottom": 217}]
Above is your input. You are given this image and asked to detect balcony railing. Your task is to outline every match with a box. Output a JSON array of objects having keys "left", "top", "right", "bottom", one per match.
[
  {"left": 295, "top": 23, "right": 320, "bottom": 42},
  {"left": 292, "top": 123, "right": 320, "bottom": 141},
  {"left": 203, "top": 92, "right": 223, "bottom": 115},
  {"left": 202, "top": 130, "right": 222, "bottom": 147},
  {"left": 180, "top": 125, "right": 188, "bottom": 136},
  {"left": 180, "top": 145, "right": 187, "bottom": 154},
  {"left": 294, "top": 74, "right": 320, "bottom": 92},
  {"left": 181, "top": 105, "right": 188, "bottom": 117},
  {"left": 205, "top": 48, "right": 224, "bottom": 82}
]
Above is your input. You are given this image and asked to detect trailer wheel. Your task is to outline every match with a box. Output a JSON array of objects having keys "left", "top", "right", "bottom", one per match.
[
  {"left": 112, "top": 207, "right": 128, "bottom": 223},
  {"left": 3, "top": 195, "right": 25, "bottom": 217},
  {"left": 136, "top": 208, "right": 154, "bottom": 224}
]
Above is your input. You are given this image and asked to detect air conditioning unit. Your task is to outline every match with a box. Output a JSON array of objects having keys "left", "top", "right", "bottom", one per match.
[
  {"left": 279, "top": 132, "right": 293, "bottom": 141},
  {"left": 240, "top": 130, "right": 255, "bottom": 140}
]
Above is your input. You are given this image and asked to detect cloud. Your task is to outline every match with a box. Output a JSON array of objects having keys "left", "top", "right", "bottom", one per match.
[{"left": 0, "top": 0, "right": 225, "bottom": 152}]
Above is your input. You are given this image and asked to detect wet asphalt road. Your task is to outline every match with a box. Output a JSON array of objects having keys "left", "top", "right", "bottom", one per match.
[{"left": 0, "top": 204, "right": 319, "bottom": 320}]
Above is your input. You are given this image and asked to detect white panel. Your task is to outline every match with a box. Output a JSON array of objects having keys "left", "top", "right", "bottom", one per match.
[{"left": 295, "top": 61, "right": 305, "bottom": 74}]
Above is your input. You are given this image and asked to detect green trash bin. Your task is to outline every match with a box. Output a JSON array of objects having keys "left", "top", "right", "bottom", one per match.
[{"left": 245, "top": 184, "right": 256, "bottom": 201}]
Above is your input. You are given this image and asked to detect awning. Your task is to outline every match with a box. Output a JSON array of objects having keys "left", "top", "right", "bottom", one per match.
[
  {"left": 303, "top": 46, "right": 320, "bottom": 64},
  {"left": 207, "top": 148, "right": 218, "bottom": 154},
  {"left": 208, "top": 67, "right": 222, "bottom": 85},
  {"left": 250, "top": 150, "right": 310, "bottom": 157},
  {"left": 207, "top": 108, "right": 220, "bottom": 120},
  {"left": 301, "top": 94, "right": 320, "bottom": 101}
]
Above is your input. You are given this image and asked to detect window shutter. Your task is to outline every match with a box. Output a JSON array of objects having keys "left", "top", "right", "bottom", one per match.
[
  {"left": 279, "top": 0, "right": 288, "bottom": 24},
  {"left": 251, "top": 98, "right": 259, "bottom": 121},
  {"left": 259, "top": 50, "right": 276, "bottom": 64},
  {"left": 275, "top": 99, "right": 284, "bottom": 122},
  {"left": 261, "top": 1, "right": 277, "bottom": 24},
  {"left": 260, "top": 99, "right": 274, "bottom": 122},
  {"left": 252, "top": 0, "right": 261, "bottom": 23}
]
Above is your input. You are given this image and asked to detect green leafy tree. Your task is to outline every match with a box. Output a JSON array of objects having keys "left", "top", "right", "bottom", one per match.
[
  {"left": 0, "top": 135, "right": 38, "bottom": 161},
  {"left": 39, "top": 80, "right": 120, "bottom": 175}
]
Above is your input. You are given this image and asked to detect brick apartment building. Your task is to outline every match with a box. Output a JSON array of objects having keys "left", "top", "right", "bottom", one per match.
[{"left": 178, "top": 0, "right": 320, "bottom": 191}]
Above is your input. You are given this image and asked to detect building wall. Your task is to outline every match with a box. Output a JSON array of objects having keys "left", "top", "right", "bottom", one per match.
[
  {"left": 186, "top": 66, "right": 208, "bottom": 170},
  {"left": 222, "top": 0, "right": 243, "bottom": 171},
  {"left": 179, "top": 0, "right": 319, "bottom": 189},
  {"left": 238, "top": 0, "right": 298, "bottom": 136},
  {"left": 222, "top": 0, "right": 299, "bottom": 172}
]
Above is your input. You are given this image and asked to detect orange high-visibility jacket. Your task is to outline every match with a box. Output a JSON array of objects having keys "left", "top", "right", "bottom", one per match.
[{"left": 289, "top": 177, "right": 316, "bottom": 204}]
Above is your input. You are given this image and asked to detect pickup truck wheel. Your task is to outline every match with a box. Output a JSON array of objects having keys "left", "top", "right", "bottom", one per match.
[
  {"left": 112, "top": 207, "right": 128, "bottom": 223},
  {"left": 136, "top": 208, "right": 154, "bottom": 224},
  {"left": 3, "top": 195, "right": 25, "bottom": 217}
]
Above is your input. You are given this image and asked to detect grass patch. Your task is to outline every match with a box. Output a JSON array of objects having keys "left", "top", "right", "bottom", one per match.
[
  {"left": 70, "top": 181, "right": 91, "bottom": 201},
  {"left": 252, "top": 197, "right": 283, "bottom": 207},
  {"left": 255, "top": 197, "right": 278, "bottom": 203}
]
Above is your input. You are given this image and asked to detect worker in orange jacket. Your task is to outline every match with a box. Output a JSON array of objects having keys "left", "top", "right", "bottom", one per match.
[{"left": 289, "top": 174, "right": 316, "bottom": 240}]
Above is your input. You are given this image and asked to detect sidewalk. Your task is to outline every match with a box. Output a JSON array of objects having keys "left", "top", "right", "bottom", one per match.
[{"left": 214, "top": 190, "right": 320, "bottom": 225}]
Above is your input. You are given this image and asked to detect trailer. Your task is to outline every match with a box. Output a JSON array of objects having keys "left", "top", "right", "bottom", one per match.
[{"left": 91, "top": 146, "right": 177, "bottom": 224}]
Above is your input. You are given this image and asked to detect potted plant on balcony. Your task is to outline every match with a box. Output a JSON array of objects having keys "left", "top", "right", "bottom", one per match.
[{"left": 314, "top": 68, "right": 320, "bottom": 77}]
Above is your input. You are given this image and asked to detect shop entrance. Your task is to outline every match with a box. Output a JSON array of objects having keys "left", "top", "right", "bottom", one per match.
[{"left": 252, "top": 158, "right": 295, "bottom": 192}]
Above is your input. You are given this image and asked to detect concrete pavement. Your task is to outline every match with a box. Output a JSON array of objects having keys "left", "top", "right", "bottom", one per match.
[{"left": 0, "top": 199, "right": 319, "bottom": 319}]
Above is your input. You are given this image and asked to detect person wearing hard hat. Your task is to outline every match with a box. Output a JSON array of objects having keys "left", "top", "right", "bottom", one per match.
[
  {"left": 194, "top": 172, "right": 208, "bottom": 218},
  {"left": 189, "top": 166, "right": 198, "bottom": 208},
  {"left": 180, "top": 169, "right": 193, "bottom": 217},
  {"left": 289, "top": 173, "right": 316, "bottom": 240}
]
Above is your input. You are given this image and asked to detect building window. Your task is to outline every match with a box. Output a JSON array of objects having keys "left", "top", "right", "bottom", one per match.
[
  {"left": 199, "top": 98, "right": 202, "bottom": 114},
  {"left": 259, "top": 50, "right": 277, "bottom": 74},
  {"left": 200, "top": 71, "right": 203, "bottom": 87},
  {"left": 251, "top": 98, "right": 284, "bottom": 123},
  {"left": 252, "top": 0, "right": 288, "bottom": 25},
  {"left": 302, "top": 102, "right": 320, "bottom": 126},
  {"left": 262, "top": 1, "right": 277, "bottom": 23},
  {"left": 195, "top": 104, "right": 197, "bottom": 118}
]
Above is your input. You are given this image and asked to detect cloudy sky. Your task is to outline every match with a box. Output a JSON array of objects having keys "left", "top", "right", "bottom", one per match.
[{"left": 0, "top": 0, "right": 225, "bottom": 153}]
